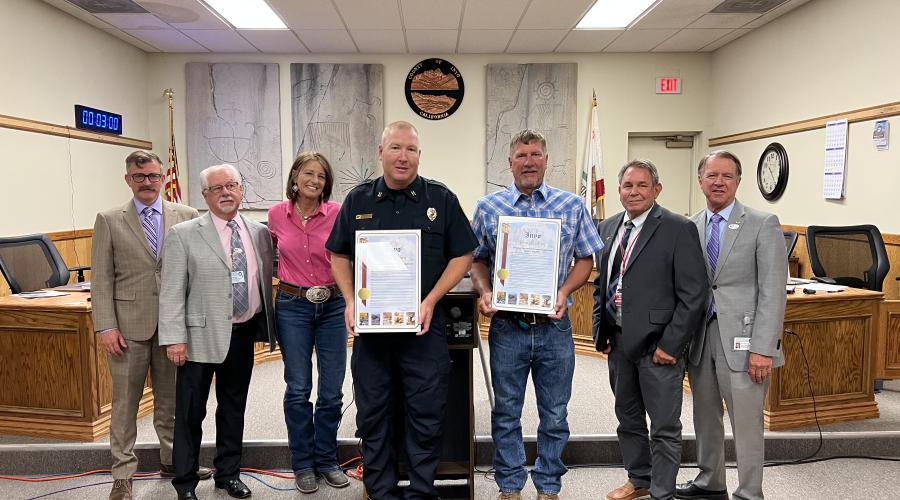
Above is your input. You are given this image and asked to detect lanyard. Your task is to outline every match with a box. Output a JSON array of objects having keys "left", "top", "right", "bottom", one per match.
[{"left": 616, "top": 226, "right": 641, "bottom": 288}]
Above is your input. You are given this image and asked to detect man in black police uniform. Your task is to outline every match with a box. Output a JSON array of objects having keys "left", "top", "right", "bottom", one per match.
[{"left": 327, "top": 120, "right": 476, "bottom": 500}]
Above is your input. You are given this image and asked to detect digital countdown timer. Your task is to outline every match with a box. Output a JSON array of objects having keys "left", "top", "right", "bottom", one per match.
[{"left": 74, "top": 105, "right": 123, "bottom": 135}]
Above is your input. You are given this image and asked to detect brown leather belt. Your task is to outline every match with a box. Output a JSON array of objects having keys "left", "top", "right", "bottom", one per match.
[
  {"left": 494, "top": 310, "right": 551, "bottom": 327},
  {"left": 278, "top": 282, "right": 341, "bottom": 304}
]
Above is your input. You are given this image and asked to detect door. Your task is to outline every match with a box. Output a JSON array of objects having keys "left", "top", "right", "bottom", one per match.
[{"left": 626, "top": 135, "right": 695, "bottom": 217}]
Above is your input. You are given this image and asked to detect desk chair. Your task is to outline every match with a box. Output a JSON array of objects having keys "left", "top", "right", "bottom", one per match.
[
  {"left": 783, "top": 230, "right": 799, "bottom": 258},
  {"left": 0, "top": 234, "right": 90, "bottom": 293},
  {"left": 806, "top": 225, "right": 890, "bottom": 291}
]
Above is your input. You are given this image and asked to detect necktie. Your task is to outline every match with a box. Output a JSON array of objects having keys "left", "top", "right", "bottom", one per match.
[
  {"left": 141, "top": 207, "right": 158, "bottom": 256},
  {"left": 227, "top": 219, "right": 249, "bottom": 317},
  {"left": 606, "top": 221, "right": 634, "bottom": 322},
  {"left": 707, "top": 213, "right": 724, "bottom": 318}
]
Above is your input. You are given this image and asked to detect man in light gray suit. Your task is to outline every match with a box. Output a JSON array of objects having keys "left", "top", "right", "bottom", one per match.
[
  {"left": 676, "top": 151, "right": 787, "bottom": 500},
  {"left": 159, "top": 164, "right": 276, "bottom": 500},
  {"left": 92, "top": 150, "right": 203, "bottom": 500}
]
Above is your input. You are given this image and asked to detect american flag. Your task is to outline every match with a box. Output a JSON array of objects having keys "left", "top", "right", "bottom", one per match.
[{"left": 164, "top": 89, "right": 182, "bottom": 203}]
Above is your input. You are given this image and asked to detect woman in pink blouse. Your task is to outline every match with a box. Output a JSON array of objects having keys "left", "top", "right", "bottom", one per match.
[{"left": 267, "top": 152, "right": 349, "bottom": 493}]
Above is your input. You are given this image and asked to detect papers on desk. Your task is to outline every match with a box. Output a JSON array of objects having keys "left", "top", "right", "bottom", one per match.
[
  {"left": 788, "top": 277, "right": 813, "bottom": 285},
  {"left": 786, "top": 282, "right": 848, "bottom": 293},
  {"left": 55, "top": 281, "right": 91, "bottom": 292},
  {"left": 15, "top": 290, "right": 69, "bottom": 298}
]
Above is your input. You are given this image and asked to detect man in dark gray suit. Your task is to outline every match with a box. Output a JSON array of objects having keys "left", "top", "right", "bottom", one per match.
[
  {"left": 593, "top": 160, "right": 707, "bottom": 500},
  {"left": 676, "top": 151, "right": 787, "bottom": 500},
  {"left": 159, "top": 164, "right": 276, "bottom": 500}
]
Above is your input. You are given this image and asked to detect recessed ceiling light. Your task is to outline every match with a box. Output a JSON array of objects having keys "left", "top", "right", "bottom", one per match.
[
  {"left": 576, "top": 0, "right": 658, "bottom": 29},
  {"left": 203, "top": 0, "right": 287, "bottom": 29}
]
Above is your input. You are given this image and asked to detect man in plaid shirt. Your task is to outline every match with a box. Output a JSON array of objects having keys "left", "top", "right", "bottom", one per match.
[{"left": 470, "top": 129, "right": 603, "bottom": 500}]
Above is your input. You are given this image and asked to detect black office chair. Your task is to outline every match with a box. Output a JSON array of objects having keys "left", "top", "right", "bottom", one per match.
[
  {"left": 0, "top": 234, "right": 90, "bottom": 293},
  {"left": 806, "top": 225, "right": 890, "bottom": 291},
  {"left": 783, "top": 230, "right": 799, "bottom": 258}
]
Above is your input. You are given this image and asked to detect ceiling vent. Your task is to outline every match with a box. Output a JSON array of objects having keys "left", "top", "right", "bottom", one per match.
[
  {"left": 711, "top": 0, "right": 789, "bottom": 14},
  {"left": 65, "top": 0, "right": 147, "bottom": 14}
]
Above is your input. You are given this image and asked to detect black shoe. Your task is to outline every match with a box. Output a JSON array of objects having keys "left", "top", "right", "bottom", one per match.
[
  {"left": 675, "top": 480, "right": 728, "bottom": 500},
  {"left": 215, "top": 478, "right": 252, "bottom": 499},
  {"left": 177, "top": 491, "right": 199, "bottom": 500},
  {"left": 319, "top": 469, "right": 349, "bottom": 488}
]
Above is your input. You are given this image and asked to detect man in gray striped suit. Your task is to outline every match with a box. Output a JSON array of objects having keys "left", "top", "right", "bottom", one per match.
[{"left": 159, "top": 164, "right": 276, "bottom": 500}]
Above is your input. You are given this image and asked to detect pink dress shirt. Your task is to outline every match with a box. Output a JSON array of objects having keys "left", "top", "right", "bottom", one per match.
[
  {"left": 210, "top": 213, "right": 262, "bottom": 324},
  {"left": 267, "top": 199, "right": 340, "bottom": 287}
]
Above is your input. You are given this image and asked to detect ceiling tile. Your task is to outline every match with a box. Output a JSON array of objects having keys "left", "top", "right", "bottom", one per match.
[
  {"left": 268, "top": 0, "right": 345, "bottom": 30},
  {"left": 556, "top": 29, "right": 623, "bottom": 53},
  {"left": 461, "top": 0, "right": 528, "bottom": 29},
  {"left": 352, "top": 30, "right": 406, "bottom": 53},
  {"left": 632, "top": 0, "right": 720, "bottom": 29},
  {"left": 652, "top": 28, "right": 733, "bottom": 51},
  {"left": 103, "top": 28, "right": 162, "bottom": 52},
  {"left": 519, "top": 0, "right": 595, "bottom": 29},
  {"left": 401, "top": 0, "right": 463, "bottom": 29},
  {"left": 95, "top": 13, "right": 170, "bottom": 29},
  {"left": 333, "top": 0, "right": 401, "bottom": 30},
  {"left": 406, "top": 29, "right": 458, "bottom": 54},
  {"left": 134, "top": 0, "right": 227, "bottom": 29},
  {"left": 604, "top": 29, "right": 679, "bottom": 52},
  {"left": 507, "top": 29, "right": 569, "bottom": 53},
  {"left": 687, "top": 13, "right": 761, "bottom": 29},
  {"left": 458, "top": 30, "right": 513, "bottom": 53},
  {"left": 744, "top": 0, "right": 813, "bottom": 28},
  {"left": 181, "top": 29, "right": 258, "bottom": 52},
  {"left": 239, "top": 29, "right": 308, "bottom": 53},
  {"left": 42, "top": 0, "right": 117, "bottom": 28},
  {"left": 700, "top": 28, "right": 751, "bottom": 51},
  {"left": 297, "top": 29, "right": 358, "bottom": 53},
  {"left": 124, "top": 28, "right": 208, "bottom": 51}
]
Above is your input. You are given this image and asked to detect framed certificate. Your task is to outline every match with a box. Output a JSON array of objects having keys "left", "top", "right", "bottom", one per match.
[
  {"left": 491, "top": 216, "right": 561, "bottom": 314},
  {"left": 354, "top": 230, "right": 422, "bottom": 333}
]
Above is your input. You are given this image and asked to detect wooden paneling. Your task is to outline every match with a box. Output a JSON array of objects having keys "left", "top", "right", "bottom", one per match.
[
  {"left": 708, "top": 101, "right": 900, "bottom": 147},
  {"left": 783, "top": 224, "right": 900, "bottom": 300},
  {"left": 0, "top": 229, "right": 93, "bottom": 298},
  {"left": 876, "top": 300, "right": 900, "bottom": 380}
]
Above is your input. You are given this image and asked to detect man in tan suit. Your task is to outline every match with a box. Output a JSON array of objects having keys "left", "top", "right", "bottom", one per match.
[{"left": 91, "top": 150, "right": 205, "bottom": 500}]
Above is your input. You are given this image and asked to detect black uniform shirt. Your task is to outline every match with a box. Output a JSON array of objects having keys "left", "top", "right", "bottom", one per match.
[{"left": 326, "top": 175, "right": 476, "bottom": 299}]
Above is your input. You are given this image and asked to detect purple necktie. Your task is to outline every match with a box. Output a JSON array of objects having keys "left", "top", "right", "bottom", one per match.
[
  {"left": 141, "top": 207, "right": 159, "bottom": 256},
  {"left": 706, "top": 213, "right": 723, "bottom": 318}
]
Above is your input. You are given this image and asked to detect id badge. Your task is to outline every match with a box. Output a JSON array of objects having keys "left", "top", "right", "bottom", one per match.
[
  {"left": 733, "top": 337, "right": 751, "bottom": 351},
  {"left": 231, "top": 270, "right": 246, "bottom": 284},
  {"left": 613, "top": 290, "right": 623, "bottom": 307}
]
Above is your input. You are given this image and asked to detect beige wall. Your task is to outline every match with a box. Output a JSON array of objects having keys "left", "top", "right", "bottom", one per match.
[
  {"left": 145, "top": 52, "right": 712, "bottom": 218},
  {"left": 0, "top": 0, "right": 150, "bottom": 235},
  {"left": 708, "top": 0, "right": 900, "bottom": 233}
]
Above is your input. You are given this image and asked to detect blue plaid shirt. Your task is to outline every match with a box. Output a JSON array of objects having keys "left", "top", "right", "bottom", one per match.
[{"left": 472, "top": 182, "right": 604, "bottom": 290}]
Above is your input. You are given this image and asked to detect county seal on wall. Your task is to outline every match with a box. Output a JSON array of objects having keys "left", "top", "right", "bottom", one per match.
[{"left": 405, "top": 58, "right": 464, "bottom": 120}]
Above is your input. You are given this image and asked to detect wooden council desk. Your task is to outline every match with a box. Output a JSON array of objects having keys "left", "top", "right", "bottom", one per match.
[
  {"left": 0, "top": 293, "right": 140, "bottom": 440},
  {"left": 481, "top": 282, "right": 883, "bottom": 431}
]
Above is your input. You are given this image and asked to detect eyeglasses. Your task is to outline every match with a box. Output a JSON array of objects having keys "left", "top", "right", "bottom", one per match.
[
  {"left": 204, "top": 181, "right": 241, "bottom": 194},
  {"left": 128, "top": 173, "right": 163, "bottom": 183}
]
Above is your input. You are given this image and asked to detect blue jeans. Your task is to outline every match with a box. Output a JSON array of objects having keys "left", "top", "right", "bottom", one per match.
[
  {"left": 489, "top": 314, "right": 575, "bottom": 494},
  {"left": 276, "top": 291, "right": 348, "bottom": 474}
]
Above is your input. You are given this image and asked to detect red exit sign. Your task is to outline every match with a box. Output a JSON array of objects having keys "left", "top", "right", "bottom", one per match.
[{"left": 656, "top": 77, "right": 682, "bottom": 94}]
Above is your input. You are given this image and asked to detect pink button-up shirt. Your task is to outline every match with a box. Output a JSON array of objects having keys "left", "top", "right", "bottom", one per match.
[
  {"left": 267, "top": 199, "right": 340, "bottom": 287},
  {"left": 210, "top": 212, "right": 261, "bottom": 324}
]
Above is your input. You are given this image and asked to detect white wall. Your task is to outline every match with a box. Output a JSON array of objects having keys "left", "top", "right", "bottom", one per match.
[
  {"left": 709, "top": 0, "right": 900, "bottom": 232},
  {"left": 0, "top": 0, "right": 150, "bottom": 234},
  {"left": 146, "top": 52, "right": 712, "bottom": 218}
]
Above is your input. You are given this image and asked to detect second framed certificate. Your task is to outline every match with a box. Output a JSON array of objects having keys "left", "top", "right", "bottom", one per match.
[
  {"left": 354, "top": 230, "right": 422, "bottom": 333},
  {"left": 491, "top": 216, "right": 561, "bottom": 314}
]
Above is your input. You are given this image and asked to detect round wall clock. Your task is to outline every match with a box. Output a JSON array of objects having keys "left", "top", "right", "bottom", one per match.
[
  {"left": 405, "top": 58, "right": 464, "bottom": 120},
  {"left": 757, "top": 142, "right": 788, "bottom": 201}
]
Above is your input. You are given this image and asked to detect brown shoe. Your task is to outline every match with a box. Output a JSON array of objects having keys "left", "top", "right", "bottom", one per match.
[
  {"left": 159, "top": 463, "right": 214, "bottom": 480},
  {"left": 607, "top": 480, "right": 650, "bottom": 500},
  {"left": 537, "top": 493, "right": 560, "bottom": 500},
  {"left": 498, "top": 491, "right": 522, "bottom": 500},
  {"left": 109, "top": 478, "right": 133, "bottom": 500}
]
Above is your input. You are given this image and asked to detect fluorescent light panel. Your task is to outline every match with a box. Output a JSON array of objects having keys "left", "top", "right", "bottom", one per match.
[
  {"left": 576, "top": 0, "right": 658, "bottom": 29},
  {"left": 204, "top": 0, "right": 287, "bottom": 29}
]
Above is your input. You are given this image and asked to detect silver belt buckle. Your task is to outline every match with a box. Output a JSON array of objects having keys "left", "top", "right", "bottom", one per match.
[{"left": 305, "top": 286, "right": 331, "bottom": 304}]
